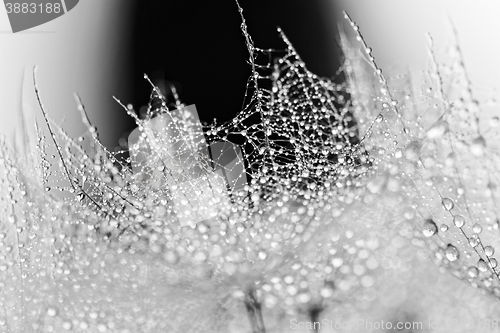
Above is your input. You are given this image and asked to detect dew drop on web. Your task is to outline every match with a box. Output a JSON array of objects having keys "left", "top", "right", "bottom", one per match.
[
  {"left": 472, "top": 223, "right": 483, "bottom": 234},
  {"left": 441, "top": 197, "right": 454, "bottom": 211},
  {"left": 469, "top": 237, "right": 480, "bottom": 248},
  {"left": 453, "top": 214, "right": 465, "bottom": 228},
  {"left": 485, "top": 246, "right": 495, "bottom": 257}
]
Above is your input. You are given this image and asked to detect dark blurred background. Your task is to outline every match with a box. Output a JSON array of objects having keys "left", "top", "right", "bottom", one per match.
[{"left": 120, "top": 0, "right": 341, "bottom": 144}]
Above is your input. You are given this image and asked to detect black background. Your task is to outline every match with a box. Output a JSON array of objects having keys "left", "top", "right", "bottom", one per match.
[{"left": 124, "top": 0, "right": 340, "bottom": 136}]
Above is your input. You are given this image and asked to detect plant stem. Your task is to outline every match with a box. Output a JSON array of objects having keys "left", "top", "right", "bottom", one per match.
[{"left": 243, "top": 288, "right": 266, "bottom": 333}]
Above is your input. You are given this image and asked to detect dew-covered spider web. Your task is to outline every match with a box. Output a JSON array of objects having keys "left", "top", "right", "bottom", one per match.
[{"left": 1, "top": 4, "right": 500, "bottom": 333}]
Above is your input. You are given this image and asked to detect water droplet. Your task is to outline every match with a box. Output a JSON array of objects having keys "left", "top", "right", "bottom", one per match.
[
  {"left": 490, "top": 116, "right": 499, "bottom": 127},
  {"left": 470, "top": 136, "right": 486, "bottom": 156},
  {"left": 441, "top": 198, "right": 454, "bottom": 211},
  {"left": 467, "top": 266, "right": 479, "bottom": 277},
  {"left": 76, "top": 192, "right": 85, "bottom": 201},
  {"left": 320, "top": 286, "right": 334, "bottom": 298},
  {"left": 427, "top": 121, "right": 448, "bottom": 139},
  {"left": 197, "top": 222, "right": 210, "bottom": 234},
  {"left": 331, "top": 258, "right": 343, "bottom": 268},
  {"left": 478, "top": 259, "right": 488, "bottom": 272},
  {"left": 485, "top": 246, "right": 495, "bottom": 257},
  {"left": 404, "top": 142, "right": 420, "bottom": 161},
  {"left": 422, "top": 219, "right": 438, "bottom": 237},
  {"left": 361, "top": 275, "right": 375, "bottom": 288},
  {"left": 440, "top": 224, "right": 449, "bottom": 232},
  {"left": 97, "top": 323, "right": 107, "bottom": 332},
  {"left": 469, "top": 237, "right": 479, "bottom": 248},
  {"left": 445, "top": 244, "right": 459, "bottom": 262},
  {"left": 62, "top": 321, "right": 72, "bottom": 330},
  {"left": 490, "top": 258, "right": 498, "bottom": 269},
  {"left": 45, "top": 186, "right": 51, "bottom": 192},
  {"left": 164, "top": 250, "right": 179, "bottom": 265},
  {"left": 194, "top": 251, "right": 207, "bottom": 262},
  {"left": 472, "top": 223, "right": 483, "bottom": 234},
  {"left": 453, "top": 215, "right": 466, "bottom": 228},
  {"left": 47, "top": 307, "right": 58, "bottom": 317}
]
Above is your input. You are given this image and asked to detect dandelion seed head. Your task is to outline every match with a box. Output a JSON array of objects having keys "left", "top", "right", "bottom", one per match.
[{"left": 1, "top": 6, "right": 500, "bottom": 332}]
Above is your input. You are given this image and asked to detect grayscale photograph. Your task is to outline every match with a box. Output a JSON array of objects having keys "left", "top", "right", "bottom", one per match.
[{"left": 0, "top": 1, "right": 499, "bottom": 332}]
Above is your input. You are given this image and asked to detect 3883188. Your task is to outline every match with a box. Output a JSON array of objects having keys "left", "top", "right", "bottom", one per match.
[{"left": 5, "top": 2, "right": 62, "bottom": 14}]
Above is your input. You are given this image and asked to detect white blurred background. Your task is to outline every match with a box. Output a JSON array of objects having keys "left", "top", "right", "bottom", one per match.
[
  {"left": 327, "top": 0, "right": 500, "bottom": 93},
  {"left": 0, "top": 0, "right": 134, "bottom": 150}
]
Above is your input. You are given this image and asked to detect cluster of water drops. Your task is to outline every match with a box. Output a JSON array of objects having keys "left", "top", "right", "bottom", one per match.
[{"left": 1, "top": 3, "right": 499, "bottom": 333}]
